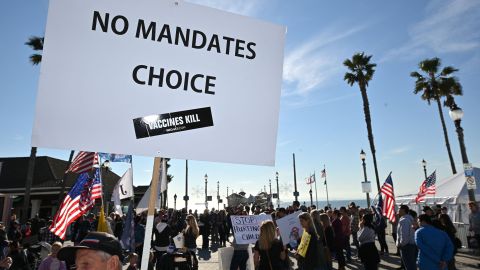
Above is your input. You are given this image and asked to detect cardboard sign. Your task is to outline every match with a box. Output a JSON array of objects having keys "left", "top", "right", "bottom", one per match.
[
  {"left": 276, "top": 211, "right": 303, "bottom": 248},
  {"left": 32, "top": 0, "right": 285, "bottom": 166},
  {"left": 464, "top": 163, "right": 477, "bottom": 190},
  {"left": 230, "top": 215, "right": 272, "bottom": 244}
]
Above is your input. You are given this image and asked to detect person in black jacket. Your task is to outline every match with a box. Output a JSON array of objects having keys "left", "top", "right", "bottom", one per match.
[
  {"left": 153, "top": 214, "right": 173, "bottom": 269},
  {"left": 8, "top": 241, "right": 31, "bottom": 270},
  {"left": 199, "top": 210, "right": 210, "bottom": 250}
]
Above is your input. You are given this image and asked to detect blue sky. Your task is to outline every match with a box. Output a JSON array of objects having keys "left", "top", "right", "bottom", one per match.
[{"left": 1, "top": 0, "right": 479, "bottom": 210}]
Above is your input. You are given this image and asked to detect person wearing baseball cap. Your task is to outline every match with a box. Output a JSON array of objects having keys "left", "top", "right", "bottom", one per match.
[{"left": 57, "top": 232, "right": 123, "bottom": 270}]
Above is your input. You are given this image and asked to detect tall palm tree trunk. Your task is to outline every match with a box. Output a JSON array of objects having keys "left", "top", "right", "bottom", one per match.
[
  {"left": 22, "top": 147, "right": 37, "bottom": 222},
  {"left": 360, "top": 84, "right": 381, "bottom": 193},
  {"left": 435, "top": 96, "right": 457, "bottom": 174},
  {"left": 58, "top": 150, "right": 75, "bottom": 203}
]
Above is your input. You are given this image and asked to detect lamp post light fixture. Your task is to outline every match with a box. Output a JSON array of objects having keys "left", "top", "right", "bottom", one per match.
[
  {"left": 275, "top": 172, "right": 280, "bottom": 208},
  {"left": 360, "top": 149, "right": 371, "bottom": 208},
  {"left": 204, "top": 174, "right": 208, "bottom": 209},
  {"left": 173, "top": 194, "right": 177, "bottom": 210},
  {"left": 422, "top": 159, "right": 428, "bottom": 180},
  {"left": 449, "top": 105, "right": 476, "bottom": 202}
]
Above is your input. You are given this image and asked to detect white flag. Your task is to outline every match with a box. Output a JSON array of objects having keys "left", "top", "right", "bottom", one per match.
[
  {"left": 136, "top": 181, "right": 162, "bottom": 212},
  {"left": 113, "top": 168, "right": 134, "bottom": 200}
]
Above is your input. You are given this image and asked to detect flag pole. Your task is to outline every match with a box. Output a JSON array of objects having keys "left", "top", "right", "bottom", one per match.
[
  {"left": 314, "top": 171, "right": 318, "bottom": 209},
  {"left": 141, "top": 157, "right": 162, "bottom": 268},
  {"left": 324, "top": 164, "right": 330, "bottom": 208},
  {"left": 97, "top": 154, "right": 106, "bottom": 215}
]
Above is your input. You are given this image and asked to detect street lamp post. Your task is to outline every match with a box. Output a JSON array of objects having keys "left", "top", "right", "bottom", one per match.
[
  {"left": 217, "top": 181, "right": 220, "bottom": 210},
  {"left": 360, "top": 149, "right": 371, "bottom": 208},
  {"left": 173, "top": 194, "right": 177, "bottom": 210},
  {"left": 269, "top": 179, "right": 272, "bottom": 208},
  {"left": 293, "top": 153, "right": 299, "bottom": 201},
  {"left": 422, "top": 159, "right": 428, "bottom": 180},
  {"left": 309, "top": 189, "right": 313, "bottom": 207},
  {"left": 449, "top": 106, "right": 476, "bottom": 202},
  {"left": 275, "top": 172, "right": 280, "bottom": 208},
  {"left": 204, "top": 174, "right": 208, "bottom": 209},
  {"left": 184, "top": 160, "right": 189, "bottom": 211}
]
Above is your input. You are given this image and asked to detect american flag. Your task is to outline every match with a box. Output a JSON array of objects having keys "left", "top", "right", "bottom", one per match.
[
  {"left": 380, "top": 173, "right": 396, "bottom": 222},
  {"left": 65, "top": 151, "right": 99, "bottom": 174},
  {"left": 372, "top": 194, "right": 384, "bottom": 226},
  {"left": 415, "top": 171, "right": 436, "bottom": 203},
  {"left": 50, "top": 168, "right": 102, "bottom": 239},
  {"left": 306, "top": 174, "right": 315, "bottom": 184}
]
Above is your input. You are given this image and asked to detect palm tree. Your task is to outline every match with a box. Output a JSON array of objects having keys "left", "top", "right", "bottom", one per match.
[
  {"left": 24, "top": 35, "right": 75, "bottom": 221},
  {"left": 22, "top": 36, "right": 44, "bottom": 221},
  {"left": 25, "top": 36, "right": 44, "bottom": 65},
  {"left": 410, "top": 57, "right": 462, "bottom": 174},
  {"left": 343, "top": 52, "right": 381, "bottom": 192}
]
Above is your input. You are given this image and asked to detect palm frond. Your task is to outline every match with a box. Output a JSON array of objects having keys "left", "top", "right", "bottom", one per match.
[
  {"left": 419, "top": 57, "right": 440, "bottom": 74},
  {"left": 440, "top": 66, "right": 458, "bottom": 76},
  {"left": 344, "top": 73, "right": 357, "bottom": 86},
  {"left": 29, "top": 54, "right": 42, "bottom": 65},
  {"left": 25, "top": 36, "right": 44, "bottom": 51}
]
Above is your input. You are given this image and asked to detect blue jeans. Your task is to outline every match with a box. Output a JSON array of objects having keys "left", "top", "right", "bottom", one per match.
[
  {"left": 400, "top": 244, "right": 417, "bottom": 270},
  {"left": 230, "top": 250, "right": 249, "bottom": 270}
]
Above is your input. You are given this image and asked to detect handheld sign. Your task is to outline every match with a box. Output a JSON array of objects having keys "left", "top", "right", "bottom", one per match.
[
  {"left": 32, "top": 0, "right": 286, "bottom": 166},
  {"left": 230, "top": 215, "right": 272, "bottom": 244},
  {"left": 276, "top": 211, "right": 303, "bottom": 248}
]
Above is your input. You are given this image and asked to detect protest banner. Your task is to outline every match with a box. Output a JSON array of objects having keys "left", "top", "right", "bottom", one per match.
[
  {"left": 32, "top": 0, "right": 286, "bottom": 166},
  {"left": 276, "top": 211, "right": 303, "bottom": 248},
  {"left": 230, "top": 214, "right": 272, "bottom": 244}
]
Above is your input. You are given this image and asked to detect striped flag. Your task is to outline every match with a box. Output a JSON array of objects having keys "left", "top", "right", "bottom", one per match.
[
  {"left": 50, "top": 168, "right": 102, "bottom": 239},
  {"left": 415, "top": 171, "right": 436, "bottom": 203},
  {"left": 65, "top": 151, "right": 98, "bottom": 174},
  {"left": 305, "top": 174, "right": 315, "bottom": 184},
  {"left": 380, "top": 173, "right": 396, "bottom": 222}
]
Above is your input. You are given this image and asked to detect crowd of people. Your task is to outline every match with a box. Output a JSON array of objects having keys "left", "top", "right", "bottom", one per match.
[{"left": 0, "top": 200, "right": 478, "bottom": 270}]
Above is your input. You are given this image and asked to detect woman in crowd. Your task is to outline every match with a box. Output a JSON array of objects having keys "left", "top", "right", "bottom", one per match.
[
  {"left": 332, "top": 210, "right": 346, "bottom": 270},
  {"left": 297, "top": 212, "right": 327, "bottom": 270},
  {"left": 253, "top": 220, "right": 286, "bottom": 270},
  {"left": 358, "top": 213, "right": 380, "bottom": 270},
  {"left": 38, "top": 242, "right": 66, "bottom": 270},
  {"left": 439, "top": 214, "right": 458, "bottom": 270},
  {"left": 184, "top": 214, "right": 200, "bottom": 270},
  {"left": 319, "top": 213, "right": 334, "bottom": 270}
]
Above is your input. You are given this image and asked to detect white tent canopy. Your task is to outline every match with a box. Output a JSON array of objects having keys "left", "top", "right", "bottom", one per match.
[{"left": 396, "top": 167, "right": 480, "bottom": 224}]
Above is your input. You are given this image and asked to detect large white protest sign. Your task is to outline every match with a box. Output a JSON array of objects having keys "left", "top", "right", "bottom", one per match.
[
  {"left": 276, "top": 211, "right": 303, "bottom": 248},
  {"left": 230, "top": 215, "right": 272, "bottom": 244},
  {"left": 32, "top": 0, "right": 285, "bottom": 166}
]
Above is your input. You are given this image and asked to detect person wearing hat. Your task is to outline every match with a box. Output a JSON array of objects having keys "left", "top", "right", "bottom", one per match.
[
  {"left": 396, "top": 205, "right": 416, "bottom": 270},
  {"left": 422, "top": 206, "right": 441, "bottom": 229},
  {"left": 57, "top": 232, "right": 123, "bottom": 270}
]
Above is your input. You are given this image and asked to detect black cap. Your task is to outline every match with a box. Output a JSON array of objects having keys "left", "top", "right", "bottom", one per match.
[{"left": 57, "top": 232, "right": 123, "bottom": 263}]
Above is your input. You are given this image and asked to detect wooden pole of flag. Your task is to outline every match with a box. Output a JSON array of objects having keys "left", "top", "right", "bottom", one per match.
[{"left": 141, "top": 157, "right": 161, "bottom": 268}]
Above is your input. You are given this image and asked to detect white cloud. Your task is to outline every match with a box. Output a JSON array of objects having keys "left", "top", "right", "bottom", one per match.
[
  {"left": 185, "top": 0, "right": 262, "bottom": 16},
  {"left": 381, "top": 0, "right": 480, "bottom": 62},
  {"left": 390, "top": 146, "right": 410, "bottom": 155},
  {"left": 282, "top": 24, "right": 368, "bottom": 97}
]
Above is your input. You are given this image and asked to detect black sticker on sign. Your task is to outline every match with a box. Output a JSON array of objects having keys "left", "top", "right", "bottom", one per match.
[{"left": 133, "top": 107, "right": 214, "bottom": 139}]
